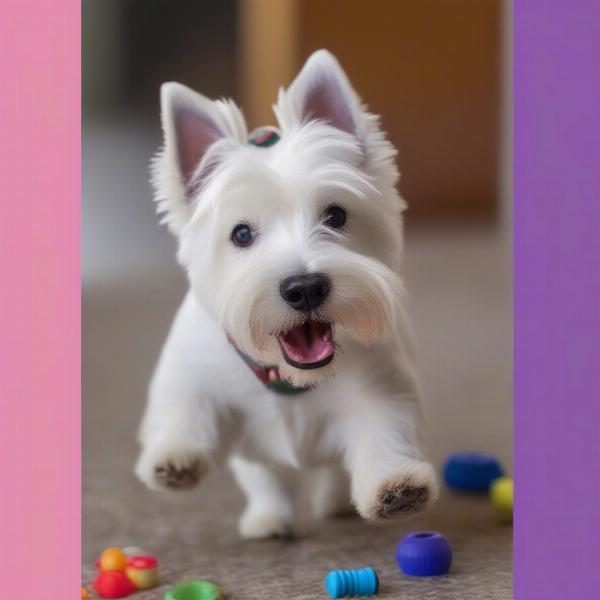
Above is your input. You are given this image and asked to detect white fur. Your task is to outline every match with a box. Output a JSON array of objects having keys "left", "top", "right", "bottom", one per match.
[{"left": 137, "top": 50, "right": 438, "bottom": 538}]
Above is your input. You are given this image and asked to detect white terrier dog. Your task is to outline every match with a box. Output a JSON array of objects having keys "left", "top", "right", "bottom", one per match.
[{"left": 136, "top": 50, "right": 438, "bottom": 539}]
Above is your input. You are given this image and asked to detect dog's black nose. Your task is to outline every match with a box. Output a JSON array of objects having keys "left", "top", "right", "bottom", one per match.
[{"left": 280, "top": 273, "right": 330, "bottom": 312}]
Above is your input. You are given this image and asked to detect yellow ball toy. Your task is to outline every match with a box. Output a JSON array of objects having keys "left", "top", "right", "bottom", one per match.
[
  {"left": 125, "top": 555, "right": 159, "bottom": 589},
  {"left": 490, "top": 477, "right": 513, "bottom": 521}
]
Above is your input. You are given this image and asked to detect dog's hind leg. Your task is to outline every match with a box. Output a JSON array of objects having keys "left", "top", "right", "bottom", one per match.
[
  {"left": 229, "top": 455, "right": 296, "bottom": 539},
  {"left": 309, "top": 466, "right": 354, "bottom": 519}
]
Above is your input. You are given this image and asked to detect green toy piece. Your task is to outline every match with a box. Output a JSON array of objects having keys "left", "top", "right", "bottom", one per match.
[{"left": 164, "top": 580, "right": 225, "bottom": 600}]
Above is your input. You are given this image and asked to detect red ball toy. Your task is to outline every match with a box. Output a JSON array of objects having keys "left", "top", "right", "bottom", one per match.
[{"left": 93, "top": 570, "right": 136, "bottom": 599}]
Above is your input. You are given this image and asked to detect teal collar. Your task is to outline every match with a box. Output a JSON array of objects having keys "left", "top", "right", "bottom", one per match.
[{"left": 227, "top": 334, "right": 311, "bottom": 395}]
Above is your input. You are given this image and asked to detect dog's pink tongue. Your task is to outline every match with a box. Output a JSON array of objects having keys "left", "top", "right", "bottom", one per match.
[{"left": 278, "top": 320, "right": 334, "bottom": 365}]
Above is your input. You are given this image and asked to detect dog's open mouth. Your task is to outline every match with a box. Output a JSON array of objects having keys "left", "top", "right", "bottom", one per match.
[{"left": 277, "top": 319, "right": 335, "bottom": 369}]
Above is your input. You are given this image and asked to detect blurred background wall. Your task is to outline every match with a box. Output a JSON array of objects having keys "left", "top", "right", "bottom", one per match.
[{"left": 241, "top": 0, "right": 501, "bottom": 219}]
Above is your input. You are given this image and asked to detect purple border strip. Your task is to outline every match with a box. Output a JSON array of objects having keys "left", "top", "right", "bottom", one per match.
[{"left": 515, "top": 2, "right": 600, "bottom": 598}]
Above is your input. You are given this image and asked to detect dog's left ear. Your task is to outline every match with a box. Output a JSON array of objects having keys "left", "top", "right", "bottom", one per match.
[
  {"left": 279, "top": 50, "right": 365, "bottom": 141},
  {"left": 152, "top": 82, "right": 246, "bottom": 234}
]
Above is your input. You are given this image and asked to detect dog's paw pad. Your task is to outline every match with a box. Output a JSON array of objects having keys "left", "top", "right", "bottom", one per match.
[
  {"left": 153, "top": 459, "right": 202, "bottom": 490},
  {"left": 353, "top": 461, "right": 438, "bottom": 521},
  {"left": 378, "top": 484, "right": 429, "bottom": 518},
  {"left": 135, "top": 445, "right": 209, "bottom": 492}
]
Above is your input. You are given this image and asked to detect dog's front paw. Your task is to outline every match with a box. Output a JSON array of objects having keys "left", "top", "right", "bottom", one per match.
[
  {"left": 135, "top": 444, "right": 209, "bottom": 492},
  {"left": 355, "top": 460, "right": 439, "bottom": 521},
  {"left": 153, "top": 458, "right": 204, "bottom": 490},
  {"left": 377, "top": 482, "right": 430, "bottom": 517}
]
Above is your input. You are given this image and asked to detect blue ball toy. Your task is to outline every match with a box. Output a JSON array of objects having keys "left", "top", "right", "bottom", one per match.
[
  {"left": 324, "top": 567, "right": 379, "bottom": 598},
  {"left": 396, "top": 531, "right": 452, "bottom": 576},
  {"left": 443, "top": 451, "right": 503, "bottom": 492}
]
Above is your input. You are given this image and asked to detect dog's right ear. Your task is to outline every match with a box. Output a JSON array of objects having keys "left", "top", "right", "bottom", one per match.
[{"left": 152, "top": 82, "right": 246, "bottom": 234}]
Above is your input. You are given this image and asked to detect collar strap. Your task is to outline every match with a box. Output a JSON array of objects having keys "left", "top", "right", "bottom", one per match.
[{"left": 226, "top": 334, "right": 311, "bottom": 395}]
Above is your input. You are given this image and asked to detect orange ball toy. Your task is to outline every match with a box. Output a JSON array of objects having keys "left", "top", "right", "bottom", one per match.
[{"left": 99, "top": 547, "right": 128, "bottom": 572}]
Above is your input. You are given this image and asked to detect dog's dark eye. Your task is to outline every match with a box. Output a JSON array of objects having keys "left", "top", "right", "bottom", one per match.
[
  {"left": 323, "top": 205, "right": 347, "bottom": 230},
  {"left": 231, "top": 223, "right": 254, "bottom": 247}
]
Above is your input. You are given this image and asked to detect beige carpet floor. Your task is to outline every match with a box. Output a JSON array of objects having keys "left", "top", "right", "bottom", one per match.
[{"left": 83, "top": 224, "right": 512, "bottom": 599}]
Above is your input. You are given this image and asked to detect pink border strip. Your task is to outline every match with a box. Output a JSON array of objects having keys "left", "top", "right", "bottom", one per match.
[{"left": 0, "top": 0, "right": 80, "bottom": 595}]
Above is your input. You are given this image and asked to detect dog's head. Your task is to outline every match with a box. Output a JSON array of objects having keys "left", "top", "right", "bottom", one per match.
[{"left": 152, "top": 50, "right": 406, "bottom": 386}]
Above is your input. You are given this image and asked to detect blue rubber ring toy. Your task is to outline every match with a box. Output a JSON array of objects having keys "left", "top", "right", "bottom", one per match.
[
  {"left": 396, "top": 531, "right": 452, "bottom": 576},
  {"left": 324, "top": 567, "right": 379, "bottom": 597},
  {"left": 443, "top": 451, "right": 503, "bottom": 492}
]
